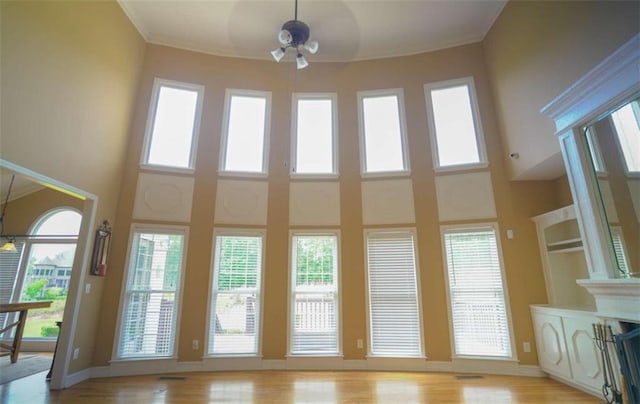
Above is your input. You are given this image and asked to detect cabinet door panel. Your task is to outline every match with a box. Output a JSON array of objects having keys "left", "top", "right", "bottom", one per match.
[
  {"left": 563, "top": 316, "right": 602, "bottom": 390},
  {"left": 532, "top": 312, "right": 572, "bottom": 378}
]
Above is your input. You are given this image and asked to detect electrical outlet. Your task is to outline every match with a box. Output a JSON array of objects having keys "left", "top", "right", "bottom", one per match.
[
  {"left": 73, "top": 348, "right": 80, "bottom": 360},
  {"left": 523, "top": 342, "right": 531, "bottom": 353},
  {"left": 192, "top": 339, "right": 199, "bottom": 350},
  {"left": 357, "top": 339, "right": 363, "bottom": 349},
  {"left": 85, "top": 283, "right": 91, "bottom": 294}
]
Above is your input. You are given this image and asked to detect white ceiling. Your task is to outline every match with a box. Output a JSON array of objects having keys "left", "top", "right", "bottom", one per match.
[{"left": 118, "top": 0, "right": 507, "bottom": 62}]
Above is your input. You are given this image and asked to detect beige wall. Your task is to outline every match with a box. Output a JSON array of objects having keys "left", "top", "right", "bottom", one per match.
[
  {"left": 483, "top": 0, "right": 640, "bottom": 180},
  {"left": 1, "top": 1, "right": 145, "bottom": 372},
  {"left": 1, "top": 189, "right": 83, "bottom": 235},
  {"left": 94, "top": 42, "right": 570, "bottom": 367}
]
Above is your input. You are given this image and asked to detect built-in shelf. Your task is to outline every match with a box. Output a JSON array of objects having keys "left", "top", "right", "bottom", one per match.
[{"left": 547, "top": 238, "right": 583, "bottom": 253}]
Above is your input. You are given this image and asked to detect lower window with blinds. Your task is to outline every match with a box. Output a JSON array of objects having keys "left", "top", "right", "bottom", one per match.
[
  {"left": 116, "top": 227, "right": 186, "bottom": 359},
  {"left": 289, "top": 233, "right": 340, "bottom": 355},
  {"left": 208, "top": 232, "right": 263, "bottom": 356},
  {"left": 442, "top": 225, "right": 513, "bottom": 359},
  {"left": 365, "top": 230, "right": 423, "bottom": 357}
]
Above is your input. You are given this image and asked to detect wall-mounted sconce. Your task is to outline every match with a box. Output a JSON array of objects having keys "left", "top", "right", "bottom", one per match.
[{"left": 90, "top": 220, "right": 111, "bottom": 276}]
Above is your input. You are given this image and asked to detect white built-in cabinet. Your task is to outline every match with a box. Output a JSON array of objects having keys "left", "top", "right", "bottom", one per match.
[
  {"left": 532, "top": 205, "right": 595, "bottom": 310},
  {"left": 530, "top": 306, "right": 603, "bottom": 396},
  {"left": 531, "top": 206, "right": 604, "bottom": 397}
]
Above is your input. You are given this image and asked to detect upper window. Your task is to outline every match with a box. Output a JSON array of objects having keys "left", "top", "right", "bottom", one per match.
[
  {"left": 142, "top": 78, "right": 204, "bottom": 170},
  {"left": 610, "top": 99, "right": 640, "bottom": 174},
  {"left": 116, "top": 227, "right": 186, "bottom": 359},
  {"left": 442, "top": 225, "right": 513, "bottom": 359},
  {"left": 425, "top": 78, "right": 487, "bottom": 170},
  {"left": 220, "top": 89, "right": 271, "bottom": 175},
  {"left": 291, "top": 93, "right": 338, "bottom": 176},
  {"left": 289, "top": 233, "right": 340, "bottom": 355},
  {"left": 358, "top": 89, "right": 410, "bottom": 175},
  {"left": 365, "top": 230, "right": 422, "bottom": 357},
  {"left": 208, "top": 231, "right": 264, "bottom": 356}
]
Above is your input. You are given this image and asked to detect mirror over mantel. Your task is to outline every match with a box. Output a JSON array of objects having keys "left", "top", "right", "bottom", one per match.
[
  {"left": 583, "top": 97, "right": 639, "bottom": 278},
  {"left": 541, "top": 33, "right": 639, "bottom": 323}
]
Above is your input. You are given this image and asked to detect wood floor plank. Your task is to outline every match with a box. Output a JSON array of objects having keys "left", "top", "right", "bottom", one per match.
[{"left": 1, "top": 370, "right": 600, "bottom": 403}]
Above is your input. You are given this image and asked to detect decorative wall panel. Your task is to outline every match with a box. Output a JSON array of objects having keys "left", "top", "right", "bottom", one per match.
[
  {"left": 435, "top": 171, "right": 497, "bottom": 221},
  {"left": 290, "top": 182, "right": 340, "bottom": 225},
  {"left": 361, "top": 179, "right": 415, "bottom": 225},
  {"left": 214, "top": 180, "right": 268, "bottom": 225},
  {"left": 133, "top": 173, "right": 195, "bottom": 222}
]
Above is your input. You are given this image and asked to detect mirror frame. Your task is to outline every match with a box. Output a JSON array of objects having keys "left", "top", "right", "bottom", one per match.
[{"left": 541, "top": 33, "right": 639, "bottom": 280}]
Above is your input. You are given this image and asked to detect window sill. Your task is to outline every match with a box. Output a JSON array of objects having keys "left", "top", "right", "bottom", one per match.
[
  {"left": 290, "top": 173, "right": 340, "bottom": 180},
  {"left": 203, "top": 354, "right": 263, "bottom": 359},
  {"left": 361, "top": 170, "right": 412, "bottom": 180},
  {"left": 434, "top": 161, "right": 489, "bottom": 174},
  {"left": 140, "top": 164, "right": 195, "bottom": 176},
  {"left": 218, "top": 170, "right": 268, "bottom": 179}
]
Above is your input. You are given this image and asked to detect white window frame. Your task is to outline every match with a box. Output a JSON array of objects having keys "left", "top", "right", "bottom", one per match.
[
  {"left": 609, "top": 101, "right": 640, "bottom": 177},
  {"left": 205, "top": 228, "right": 266, "bottom": 357},
  {"left": 219, "top": 89, "right": 272, "bottom": 177},
  {"left": 140, "top": 78, "right": 204, "bottom": 173},
  {"left": 288, "top": 230, "right": 342, "bottom": 356},
  {"left": 424, "top": 77, "right": 488, "bottom": 172},
  {"left": 290, "top": 93, "right": 339, "bottom": 178},
  {"left": 357, "top": 89, "right": 411, "bottom": 177},
  {"left": 113, "top": 224, "right": 188, "bottom": 361},
  {"left": 440, "top": 223, "right": 516, "bottom": 361},
  {"left": 363, "top": 228, "right": 424, "bottom": 358}
]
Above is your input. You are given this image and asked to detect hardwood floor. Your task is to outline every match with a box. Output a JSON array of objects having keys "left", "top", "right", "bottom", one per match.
[{"left": 0, "top": 369, "right": 599, "bottom": 403}]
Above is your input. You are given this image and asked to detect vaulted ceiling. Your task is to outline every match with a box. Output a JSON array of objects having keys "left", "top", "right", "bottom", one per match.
[{"left": 117, "top": 0, "right": 507, "bottom": 62}]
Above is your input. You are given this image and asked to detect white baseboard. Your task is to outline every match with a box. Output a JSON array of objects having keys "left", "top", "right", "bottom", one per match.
[
  {"left": 64, "top": 367, "right": 91, "bottom": 388},
  {"left": 61, "top": 357, "right": 544, "bottom": 388},
  {"left": 548, "top": 374, "right": 601, "bottom": 398}
]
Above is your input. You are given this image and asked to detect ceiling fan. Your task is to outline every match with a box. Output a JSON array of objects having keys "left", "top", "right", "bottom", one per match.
[{"left": 271, "top": 0, "right": 319, "bottom": 69}]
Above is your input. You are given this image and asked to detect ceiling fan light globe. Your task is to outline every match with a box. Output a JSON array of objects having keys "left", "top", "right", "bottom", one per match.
[
  {"left": 304, "top": 40, "right": 319, "bottom": 54},
  {"left": 271, "top": 47, "right": 286, "bottom": 62},
  {"left": 278, "top": 29, "right": 292, "bottom": 45},
  {"left": 296, "top": 53, "right": 309, "bottom": 69}
]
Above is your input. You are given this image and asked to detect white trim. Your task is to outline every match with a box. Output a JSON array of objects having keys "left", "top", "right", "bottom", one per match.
[
  {"left": 287, "top": 230, "right": 342, "bottom": 357},
  {"left": 357, "top": 88, "right": 411, "bottom": 176},
  {"left": 64, "top": 367, "right": 92, "bottom": 388},
  {"left": 0, "top": 158, "right": 98, "bottom": 391},
  {"left": 541, "top": 33, "right": 640, "bottom": 135},
  {"left": 206, "top": 228, "right": 266, "bottom": 357},
  {"left": 424, "top": 77, "right": 488, "bottom": 171},
  {"left": 290, "top": 93, "right": 339, "bottom": 177},
  {"left": 548, "top": 374, "right": 601, "bottom": 399},
  {"left": 63, "top": 357, "right": 543, "bottom": 387},
  {"left": 112, "top": 224, "right": 189, "bottom": 361},
  {"left": 439, "top": 223, "right": 517, "bottom": 361},
  {"left": 140, "top": 78, "right": 204, "bottom": 171},
  {"left": 218, "top": 88, "right": 272, "bottom": 176}
]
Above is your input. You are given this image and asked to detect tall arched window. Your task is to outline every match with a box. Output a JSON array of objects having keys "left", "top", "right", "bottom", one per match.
[{"left": 10, "top": 208, "right": 81, "bottom": 339}]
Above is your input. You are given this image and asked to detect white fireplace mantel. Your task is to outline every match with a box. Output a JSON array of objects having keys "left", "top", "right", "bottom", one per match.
[{"left": 577, "top": 279, "right": 640, "bottom": 323}]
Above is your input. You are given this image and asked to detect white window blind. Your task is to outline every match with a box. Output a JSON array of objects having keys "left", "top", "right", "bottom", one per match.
[
  {"left": 0, "top": 242, "right": 24, "bottom": 333},
  {"left": 144, "top": 80, "right": 202, "bottom": 169},
  {"left": 209, "top": 235, "right": 263, "bottom": 355},
  {"left": 290, "top": 235, "right": 339, "bottom": 355},
  {"left": 117, "top": 230, "right": 185, "bottom": 359},
  {"left": 443, "top": 227, "right": 512, "bottom": 358},
  {"left": 366, "top": 231, "right": 422, "bottom": 357}
]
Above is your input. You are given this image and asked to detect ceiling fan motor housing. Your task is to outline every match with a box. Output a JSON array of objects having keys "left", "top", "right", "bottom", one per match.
[{"left": 280, "top": 19, "right": 310, "bottom": 47}]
